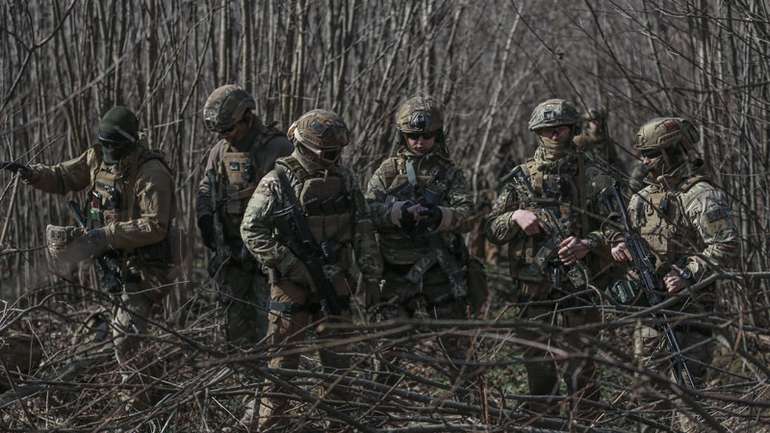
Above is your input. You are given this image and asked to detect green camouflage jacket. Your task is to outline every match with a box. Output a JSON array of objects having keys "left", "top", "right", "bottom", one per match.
[{"left": 365, "top": 147, "right": 473, "bottom": 266}]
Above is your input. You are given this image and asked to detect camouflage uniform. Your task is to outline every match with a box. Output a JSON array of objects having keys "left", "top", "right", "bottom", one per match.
[
  {"left": 196, "top": 84, "right": 292, "bottom": 347},
  {"left": 617, "top": 118, "right": 737, "bottom": 432},
  {"left": 573, "top": 108, "right": 622, "bottom": 166},
  {"left": 24, "top": 106, "right": 176, "bottom": 407},
  {"left": 485, "top": 99, "right": 616, "bottom": 415},
  {"left": 240, "top": 109, "right": 382, "bottom": 430},
  {"left": 366, "top": 95, "right": 485, "bottom": 400}
]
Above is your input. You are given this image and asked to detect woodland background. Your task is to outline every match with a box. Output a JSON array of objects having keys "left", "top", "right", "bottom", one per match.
[{"left": 1, "top": 0, "right": 770, "bottom": 432}]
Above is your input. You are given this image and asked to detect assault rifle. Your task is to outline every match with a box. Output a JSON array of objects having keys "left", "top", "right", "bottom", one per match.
[
  {"left": 507, "top": 166, "right": 589, "bottom": 289},
  {"left": 67, "top": 201, "right": 123, "bottom": 293},
  {"left": 205, "top": 169, "right": 231, "bottom": 276},
  {"left": 602, "top": 182, "right": 696, "bottom": 389},
  {"left": 272, "top": 168, "right": 342, "bottom": 316}
]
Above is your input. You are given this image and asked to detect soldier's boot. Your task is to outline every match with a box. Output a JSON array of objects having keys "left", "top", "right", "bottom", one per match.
[
  {"left": 113, "top": 290, "right": 160, "bottom": 412},
  {"left": 564, "top": 359, "right": 601, "bottom": 422},
  {"left": 523, "top": 357, "right": 561, "bottom": 416}
]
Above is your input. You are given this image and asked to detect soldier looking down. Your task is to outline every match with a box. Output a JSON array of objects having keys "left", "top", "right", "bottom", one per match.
[
  {"left": 240, "top": 109, "right": 382, "bottom": 431},
  {"left": 196, "top": 84, "right": 292, "bottom": 347}
]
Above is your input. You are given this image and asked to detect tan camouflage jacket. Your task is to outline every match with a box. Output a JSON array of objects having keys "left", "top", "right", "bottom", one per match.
[
  {"left": 485, "top": 149, "right": 616, "bottom": 287},
  {"left": 26, "top": 145, "right": 175, "bottom": 252},
  {"left": 240, "top": 150, "right": 382, "bottom": 285},
  {"left": 623, "top": 169, "right": 738, "bottom": 284},
  {"left": 196, "top": 120, "right": 292, "bottom": 242},
  {"left": 365, "top": 147, "right": 473, "bottom": 266}
]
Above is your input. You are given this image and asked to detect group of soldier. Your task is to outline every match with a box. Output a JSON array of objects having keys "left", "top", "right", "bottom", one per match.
[{"left": 3, "top": 83, "right": 738, "bottom": 432}]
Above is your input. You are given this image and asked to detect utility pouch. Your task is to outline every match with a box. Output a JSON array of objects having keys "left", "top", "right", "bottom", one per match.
[{"left": 608, "top": 279, "right": 638, "bottom": 305}]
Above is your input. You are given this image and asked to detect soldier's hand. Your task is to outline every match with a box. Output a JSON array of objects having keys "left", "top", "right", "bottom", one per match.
[
  {"left": 418, "top": 205, "right": 442, "bottom": 229},
  {"left": 197, "top": 214, "right": 216, "bottom": 250},
  {"left": 511, "top": 209, "right": 541, "bottom": 235},
  {"left": 398, "top": 201, "right": 417, "bottom": 229},
  {"left": 0, "top": 162, "right": 33, "bottom": 181},
  {"left": 558, "top": 236, "right": 590, "bottom": 265},
  {"left": 611, "top": 242, "right": 632, "bottom": 263},
  {"left": 664, "top": 266, "right": 690, "bottom": 294}
]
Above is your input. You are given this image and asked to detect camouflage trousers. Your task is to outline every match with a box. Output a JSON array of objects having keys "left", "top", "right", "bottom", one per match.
[
  {"left": 112, "top": 284, "right": 161, "bottom": 409},
  {"left": 377, "top": 264, "right": 476, "bottom": 402},
  {"left": 252, "top": 273, "right": 353, "bottom": 431},
  {"left": 516, "top": 290, "right": 601, "bottom": 417},
  {"left": 214, "top": 257, "right": 268, "bottom": 348},
  {"left": 633, "top": 321, "right": 714, "bottom": 433}
]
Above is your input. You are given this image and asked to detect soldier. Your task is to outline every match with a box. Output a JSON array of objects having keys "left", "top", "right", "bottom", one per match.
[
  {"left": 196, "top": 84, "right": 292, "bottom": 347},
  {"left": 573, "top": 107, "right": 621, "bottom": 166},
  {"left": 610, "top": 117, "right": 737, "bottom": 432},
  {"left": 7, "top": 106, "right": 177, "bottom": 409},
  {"left": 365, "top": 95, "right": 486, "bottom": 400},
  {"left": 485, "top": 99, "right": 616, "bottom": 416},
  {"left": 240, "top": 109, "right": 382, "bottom": 431}
]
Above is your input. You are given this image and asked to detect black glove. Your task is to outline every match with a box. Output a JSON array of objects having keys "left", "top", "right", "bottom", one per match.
[
  {"left": 399, "top": 201, "right": 416, "bottom": 229},
  {"left": 0, "top": 162, "right": 31, "bottom": 180},
  {"left": 418, "top": 205, "right": 442, "bottom": 229},
  {"left": 197, "top": 214, "right": 216, "bottom": 250}
]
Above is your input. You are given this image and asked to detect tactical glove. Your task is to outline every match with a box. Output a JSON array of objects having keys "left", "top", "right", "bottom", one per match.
[
  {"left": 197, "top": 214, "right": 216, "bottom": 250},
  {"left": 418, "top": 205, "right": 442, "bottom": 230},
  {"left": 399, "top": 201, "right": 416, "bottom": 229},
  {"left": 66, "top": 228, "right": 111, "bottom": 263},
  {"left": 0, "top": 162, "right": 33, "bottom": 182}
]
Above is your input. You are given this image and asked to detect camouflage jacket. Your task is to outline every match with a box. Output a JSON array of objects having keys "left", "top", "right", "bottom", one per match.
[
  {"left": 485, "top": 148, "right": 616, "bottom": 286},
  {"left": 240, "top": 150, "right": 382, "bottom": 286},
  {"left": 196, "top": 120, "right": 292, "bottom": 242},
  {"left": 622, "top": 168, "right": 737, "bottom": 285},
  {"left": 365, "top": 148, "right": 473, "bottom": 266},
  {"left": 26, "top": 144, "right": 175, "bottom": 253}
]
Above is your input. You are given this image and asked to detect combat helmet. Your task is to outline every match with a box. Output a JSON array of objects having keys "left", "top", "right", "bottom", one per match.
[
  {"left": 289, "top": 109, "right": 349, "bottom": 166},
  {"left": 635, "top": 117, "right": 699, "bottom": 152},
  {"left": 395, "top": 95, "right": 443, "bottom": 134},
  {"left": 97, "top": 106, "right": 140, "bottom": 163},
  {"left": 203, "top": 84, "right": 256, "bottom": 133},
  {"left": 97, "top": 106, "right": 139, "bottom": 144},
  {"left": 528, "top": 99, "right": 581, "bottom": 132}
]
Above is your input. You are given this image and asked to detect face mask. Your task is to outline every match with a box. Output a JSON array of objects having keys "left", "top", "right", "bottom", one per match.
[
  {"left": 101, "top": 141, "right": 134, "bottom": 164},
  {"left": 539, "top": 136, "right": 569, "bottom": 160}
]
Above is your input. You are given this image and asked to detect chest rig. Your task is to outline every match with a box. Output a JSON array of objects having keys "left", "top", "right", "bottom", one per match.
[
  {"left": 88, "top": 151, "right": 165, "bottom": 226},
  {"left": 507, "top": 158, "right": 586, "bottom": 288},
  {"left": 522, "top": 158, "right": 582, "bottom": 233},
  {"left": 634, "top": 177, "right": 704, "bottom": 268},
  {"left": 221, "top": 145, "right": 260, "bottom": 216},
  {"left": 277, "top": 157, "right": 354, "bottom": 247},
  {"left": 385, "top": 155, "right": 453, "bottom": 204}
]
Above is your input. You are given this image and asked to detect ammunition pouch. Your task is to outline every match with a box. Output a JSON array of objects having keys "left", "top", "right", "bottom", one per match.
[{"left": 607, "top": 279, "right": 639, "bottom": 305}]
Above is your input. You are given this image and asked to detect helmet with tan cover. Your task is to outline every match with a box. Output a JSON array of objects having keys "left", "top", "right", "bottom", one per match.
[
  {"left": 289, "top": 109, "right": 349, "bottom": 165},
  {"left": 395, "top": 95, "right": 443, "bottom": 134},
  {"left": 634, "top": 117, "right": 699, "bottom": 152},
  {"left": 203, "top": 84, "right": 256, "bottom": 133}
]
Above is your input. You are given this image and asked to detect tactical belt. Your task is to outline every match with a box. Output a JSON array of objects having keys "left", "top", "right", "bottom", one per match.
[{"left": 269, "top": 296, "right": 351, "bottom": 315}]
